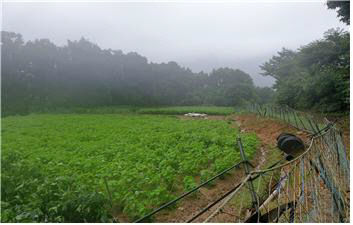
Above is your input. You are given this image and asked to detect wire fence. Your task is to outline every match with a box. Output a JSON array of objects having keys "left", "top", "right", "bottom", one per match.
[
  {"left": 134, "top": 161, "right": 251, "bottom": 222},
  {"left": 205, "top": 132, "right": 349, "bottom": 223},
  {"left": 248, "top": 103, "right": 338, "bottom": 133},
  {"left": 187, "top": 104, "right": 350, "bottom": 223},
  {"left": 233, "top": 103, "right": 350, "bottom": 223},
  {"left": 134, "top": 104, "right": 350, "bottom": 223}
]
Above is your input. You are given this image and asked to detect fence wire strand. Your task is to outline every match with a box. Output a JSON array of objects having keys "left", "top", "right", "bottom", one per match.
[
  {"left": 235, "top": 104, "right": 350, "bottom": 223},
  {"left": 134, "top": 104, "right": 349, "bottom": 223}
]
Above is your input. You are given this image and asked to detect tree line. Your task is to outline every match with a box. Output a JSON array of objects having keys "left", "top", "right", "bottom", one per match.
[
  {"left": 1, "top": 31, "right": 273, "bottom": 116},
  {"left": 260, "top": 2, "right": 350, "bottom": 113},
  {"left": 2, "top": 2, "right": 348, "bottom": 116}
]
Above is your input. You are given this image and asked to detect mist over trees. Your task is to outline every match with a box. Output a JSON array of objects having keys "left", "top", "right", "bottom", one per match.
[
  {"left": 2, "top": 1, "right": 349, "bottom": 116},
  {"left": 260, "top": 2, "right": 350, "bottom": 113},
  {"left": 1, "top": 31, "right": 272, "bottom": 116},
  {"left": 260, "top": 28, "right": 349, "bottom": 112}
]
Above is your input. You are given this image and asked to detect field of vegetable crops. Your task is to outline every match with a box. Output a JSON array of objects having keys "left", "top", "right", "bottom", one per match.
[
  {"left": 1, "top": 113, "right": 258, "bottom": 222},
  {"left": 23, "top": 106, "right": 235, "bottom": 116}
]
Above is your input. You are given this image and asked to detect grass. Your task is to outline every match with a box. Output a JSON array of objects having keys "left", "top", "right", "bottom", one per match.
[
  {"left": 20, "top": 106, "right": 236, "bottom": 117},
  {"left": 2, "top": 113, "right": 258, "bottom": 222},
  {"left": 30, "top": 105, "right": 140, "bottom": 115},
  {"left": 138, "top": 106, "right": 236, "bottom": 115}
]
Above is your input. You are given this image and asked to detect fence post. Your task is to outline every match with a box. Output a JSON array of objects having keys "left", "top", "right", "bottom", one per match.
[
  {"left": 279, "top": 107, "right": 283, "bottom": 121},
  {"left": 284, "top": 106, "right": 290, "bottom": 124},
  {"left": 269, "top": 106, "right": 273, "bottom": 118},
  {"left": 237, "top": 137, "right": 259, "bottom": 221},
  {"left": 297, "top": 113, "right": 307, "bottom": 131},
  {"left": 306, "top": 115, "right": 317, "bottom": 134},
  {"left": 291, "top": 109, "right": 300, "bottom": 129},
  {"left": 104, "top": 177, "right": 120, "bottom": 223},
  {"left": 282, "top": 106, "right": 287, "bottom": 123}
]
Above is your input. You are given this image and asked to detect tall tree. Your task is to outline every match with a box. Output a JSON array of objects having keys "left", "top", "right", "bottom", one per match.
[
  {"left": 260, "top": 28, "right": 349, "bottom": 112},
  {"left": 1, "top": 31, "right": 270, "bottom": 116}
]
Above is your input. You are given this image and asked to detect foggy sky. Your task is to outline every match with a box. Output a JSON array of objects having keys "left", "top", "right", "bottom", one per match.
[{"left": 2, "top": 1, "right": 348, "bottom": 87}]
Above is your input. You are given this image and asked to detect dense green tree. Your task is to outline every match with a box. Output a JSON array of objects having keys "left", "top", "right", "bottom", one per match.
[
  {"left": 260, "top": 28, "right": 349, "bottom": 112},
  {"left": 254, "top": 87, "right": 275, "bottom": 105},
  {"left": 327, "top": 0, "right": 350, "bottom": 25},
  {"left": 1, "top": 31, "right": 271, "bottom": 116}
]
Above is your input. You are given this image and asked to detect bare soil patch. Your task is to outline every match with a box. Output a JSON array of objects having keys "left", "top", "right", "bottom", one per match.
[{"left": 233, "top": 114, "right": 310, "bottom": 146}]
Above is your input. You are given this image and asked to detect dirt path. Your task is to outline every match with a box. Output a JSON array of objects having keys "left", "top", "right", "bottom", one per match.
[
  {"left": 234, "top": 114, "right": 310, "bottom": 146},
  {"left": 153, "top": 114, "right": 308, "bottom": 223}
]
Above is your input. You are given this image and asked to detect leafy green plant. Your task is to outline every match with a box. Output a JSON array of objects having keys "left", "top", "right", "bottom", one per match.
[
  {"left": 200, "top": 169, "right": 216, "bottom": 186},
  {"left": 2, "top": 113, "right": 258, "bottom": 221},
  {"left": 183, "top": 176, "right": 198, "bottom": 193}
]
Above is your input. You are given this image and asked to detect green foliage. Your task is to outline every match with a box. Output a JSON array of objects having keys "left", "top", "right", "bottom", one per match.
[
  {"left": 183, "top": 176, "right": 198, "bottom": 192},
  {"left": 260, "top": 28, "right": 349, "bottom": 113},
  {"left": 1, "top": 152, "right": 112, "bottom": 222},
  {"left": 138, "top": 106, "right": 236, "bottom": 115},
  {"left": 1, "top": 114, "right": 258, "bottom": 222},
  {"left": 19, "top": 105, "right": 235, "bottom": 116},
  {"left": 327, "top": 0, "right": 350, "bottom": 25},
  {"left": 43, "top": 106, "right": 140, "bottom": 115},
  {"left": 254, "top": 87, "right": 275, "bottom": 105},
  {"left": 200, "top": 169, "right": 216, "bottom": 184},
  {"left": 1, "top": 31, "right": 269, "bottom": 117}
]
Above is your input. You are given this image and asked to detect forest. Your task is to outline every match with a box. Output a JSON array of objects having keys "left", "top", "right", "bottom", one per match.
[
  {"left": 2, "top": 20, "right": 349, "bottom": 116},
  {"left": 2, "top": 0, "right": 349, "bottom": 116},
  {"left": 2, "top": 32, "right": 276, "bottom": 116}
]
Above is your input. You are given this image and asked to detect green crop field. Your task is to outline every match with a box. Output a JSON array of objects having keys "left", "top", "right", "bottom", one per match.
[
  {"left": 27, "top": 105, "right": 236, "bottom": 116},
  {"left": 138, "top": 106, "right": 236, "bottom": 115},
  {"left": 2, "top": 113, "right": 258, "bottom": 222}
]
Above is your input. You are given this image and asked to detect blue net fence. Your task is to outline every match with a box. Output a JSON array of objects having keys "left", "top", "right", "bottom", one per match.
[
  {"left": 222, "top": 104, "right": 351, "bottom": 223},
  {"left": 134, "top": 104, "right": 350, "bottom": 223}
]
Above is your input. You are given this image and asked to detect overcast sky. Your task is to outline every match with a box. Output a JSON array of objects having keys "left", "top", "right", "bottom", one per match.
[{"left": 2, "top": 1, "right": 347, "bottom": 86}]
